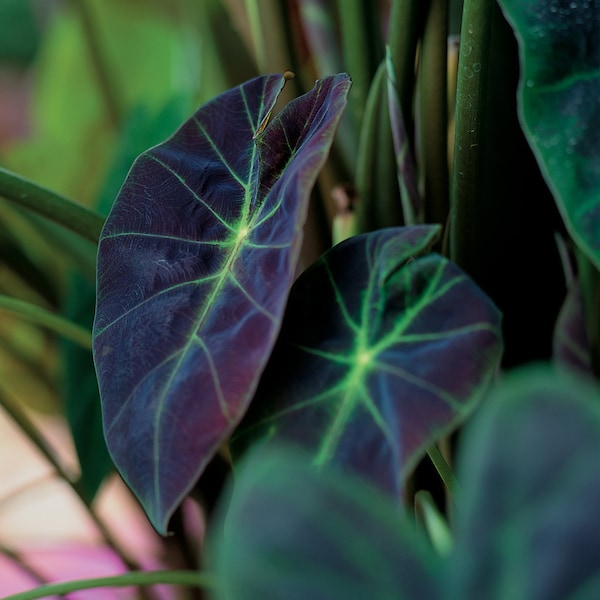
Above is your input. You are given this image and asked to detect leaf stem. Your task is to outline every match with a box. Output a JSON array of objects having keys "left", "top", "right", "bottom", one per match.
[
  {"left": 427, "top": 443, "right": 460, "bottom": 498},
  {"left": 355, "top": 61, "right": 404, "bottom": 232},
  {"left": 0, "top": 167, "right": 104, "bottom": 244},
  {"left": 387, "top": 0, "right": 426, "bottom": 144},
  {"left": 449, "top": 0, "right": 494, "bottom": 264},
  {"left": 414, "top": 489, "right": 453, "bottom": 556},
  {"left": 336, "top": 0, "right": 382, "bottom": 127},
  {"left": 2, "top": 570, "right": 215, "bottom": 600},
  {"left": 0, "top": 295, "right": 92, "bottom": 350},
  {"left": 416, "top": 0, "right": 449, "bottom": 226}
]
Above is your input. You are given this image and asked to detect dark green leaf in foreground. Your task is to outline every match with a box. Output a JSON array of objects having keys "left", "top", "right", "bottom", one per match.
[
  {"left": 448, "top": 366, "right": 600, "bottom": 600},
  {"left": 92, "top": 73, "right": 351, "bottom": 533},
  {"left": 210, "top": 444, "right": 441, "bottom": 600},
  {"left": 498, "top": 0, "right": 600, "bottom": 269},
  {"left": 235, "top": 226, "right": 502, "bottom": 496}
]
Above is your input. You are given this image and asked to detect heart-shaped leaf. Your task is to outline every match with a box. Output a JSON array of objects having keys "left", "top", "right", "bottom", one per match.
[
  {"left": 448, "top": 366, "right": 600, "bottom": 600},
  {"left": 234, "top": 226, "right": 503, "bottom": 496},
  {"left": 497, "top": 0, "right": 600, "bottom": 269},
  {"left": 209, "top": 444, "right": 442, "bottom": 600},
  {"left": 93, "top": 73, "right": 351, "bottom": 533}
]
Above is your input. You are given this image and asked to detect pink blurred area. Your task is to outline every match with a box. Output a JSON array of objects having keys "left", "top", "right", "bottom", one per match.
[
  {"left": 0, "top": 408, "right": 202, "bottom": 598},
  {"left": 0, "top": 544, "right": 175, "bottom": 599}
]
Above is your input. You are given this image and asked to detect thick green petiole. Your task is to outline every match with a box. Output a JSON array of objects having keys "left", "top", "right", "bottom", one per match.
[
  {"left": 415, "top": 489, "right": 454, "bottom": 556},
  {"left": 0, "top": 294, "right": 92, "bottom": 350},
  {"left": 0, "top": 167, "right": 105, "bottom": 244},
  {"left": 416, "top": 0, "right": 449, "bottom": 226},
  {"left": 2, "top": 570, "right": 215, "bottom": 600},
  {"left": 427, "top": 442, "right": 460, "bottom": 498},
  {"left": 449, "top": 0, "right": 494, "bottom": 265}
]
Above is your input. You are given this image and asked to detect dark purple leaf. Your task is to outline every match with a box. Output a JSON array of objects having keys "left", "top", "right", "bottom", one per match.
[
  {"left": 92, "top": 73, "right": 351, "bottom": 534},
  {"left": 64, "top": 101, "right": 191, "bottom": 502},
  {"left": 235, "top": 226, "right": 503, "bottom": 496},
  {"left": 210, "top": 444, "right": 442, "bottom": 600}
]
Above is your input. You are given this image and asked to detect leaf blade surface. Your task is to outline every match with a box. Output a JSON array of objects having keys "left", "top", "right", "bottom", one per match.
[
  {"left": 93, "top": 73, "right": 351, "bottom": 533},
  {"left": 498, "top": 0, "right": 600, "bottom": 268},
  {"left": 235, "top": 226, "right": 503, "bottom": 495}
]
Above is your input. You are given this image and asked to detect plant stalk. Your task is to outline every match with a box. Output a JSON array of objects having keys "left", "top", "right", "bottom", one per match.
[
  {"left": 355, "top": 61, "right": 404, "bottom": 232},
  {"left": 416, "top": 0, "right": 449, "bottom": 226},
  {"left": 0, "top": 167, "right": 104, "bottom": 244},
  {"left": 449, "top": 0, "right": 494, "bottom": 264},
  {"left": 336, "top": 0, "right": 382, "bottom": 127},
  {"left": 387, "top": 0, "right": 426, "bottom": 144},
  {"left": 0, "top": 295, "right": 92, "bottom": 350},
  {"left": 2, "top": 570, "right": 215, "bottom": 600},
  {"left": 414, "top": 490, "right": 453, "bottom": 556},
  {"left": 427, "top": 443, "right": 460, "bottom": 498}
]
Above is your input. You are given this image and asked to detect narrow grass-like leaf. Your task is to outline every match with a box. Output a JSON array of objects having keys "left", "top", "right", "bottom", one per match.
[
  {"left": 93, "top": 73, "right": 350, "bottom": 533},
  {"left": 386, "top": 48, "right": 422, "bottom": 224},
  {"left": 235, "top": 226, "right": 502, "bottom": 496},
  {"left": 0, "top": 166, "right": 104, "bottom": 244},
  {"left": 0, "top": 294, "right": 91, "bottom": 349}
]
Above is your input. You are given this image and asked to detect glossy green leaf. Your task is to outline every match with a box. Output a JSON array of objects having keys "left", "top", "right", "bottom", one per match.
[
  {"left": 448, "top": 366, "right": 600, "bottom": 600},
  {"left": 498, "top": 0, "right": 600, "bottom": 269},
  {"left": 235, "top": 226, "right": 503, "bottom": 496},
  {"left": 210, "top": 444, "right": 442, "bottom": 600}
]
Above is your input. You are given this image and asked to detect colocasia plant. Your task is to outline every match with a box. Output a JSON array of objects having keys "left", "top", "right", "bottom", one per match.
[{"left": 0, "top": 0, "right": 598, "bottom": 598}]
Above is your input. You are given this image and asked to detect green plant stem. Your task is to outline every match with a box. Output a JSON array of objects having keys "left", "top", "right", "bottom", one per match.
[
  {"left": 2, "top": 570, "right": 215, "bottom": 600},
  {"left": 0, "top": 388, "right": 145, "bottom": 583},
  {"left": 414, "top": 490, "right": 453, "bottom": 556},
  {"left": 427, "top": 443, "right": 460, "bottom": 498},
  {"left": 68, "top": 0, "right": 122, "bottom": 129},
  {"left": 386, "top": 48, "right": 422, "bottom": 225},
  {"left": 387, "top": 0, "right": 425, "bottom": 142},
  {"left": 449, "top": 0, "right": 494, "bottom": 264},
  {"left": 0, "top": 295, "right": 92, "bottom": 350},
  {"left": 336, "top": 0, "right": 382, "bottom": 127},
  {"left": 417, "top": 0, "right": 449, "bottom": 226},
  {"left": 355, "top": 61, "right": 404, "bottom": 232},
  {"left": 0, "top": 167, "right": 104, "bottom": 244}
]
